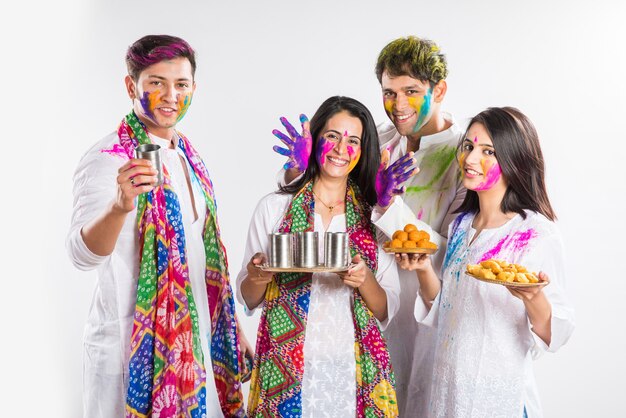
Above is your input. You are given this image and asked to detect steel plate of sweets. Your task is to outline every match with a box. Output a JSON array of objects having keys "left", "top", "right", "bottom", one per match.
[
  {"left": 466, "top": 259, "right": 548, "bottom": 288},
  {"left": 383, "top": 223, "right": 438, "bottom": 254}
]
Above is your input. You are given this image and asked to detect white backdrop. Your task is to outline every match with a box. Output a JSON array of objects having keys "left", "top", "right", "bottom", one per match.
[{"left": 3, "top": 0, "right": 625, "bottom": 416}]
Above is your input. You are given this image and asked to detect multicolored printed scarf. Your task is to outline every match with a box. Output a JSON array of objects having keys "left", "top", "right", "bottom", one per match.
[
  {"left": 247, "top": 181, "right": 398, "bottom": 417},
  {"left": 118, "top": 112, "right": 245, "bottom": 417}
]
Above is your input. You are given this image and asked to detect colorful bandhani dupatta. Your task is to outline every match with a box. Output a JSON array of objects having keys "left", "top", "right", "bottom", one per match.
[
  {"left": 118, "top": 111, "right": 246, "bottom": 417},
  {"left": 247, "top": 181, "right": 398, "bottom": 417}
]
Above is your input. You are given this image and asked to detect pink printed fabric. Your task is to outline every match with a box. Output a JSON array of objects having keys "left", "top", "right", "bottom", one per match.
[{"left": 118, "top": 112, "right": 245, "bottom": 417}]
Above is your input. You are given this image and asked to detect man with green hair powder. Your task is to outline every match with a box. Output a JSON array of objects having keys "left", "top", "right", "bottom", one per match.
[{"left": 371, "top": 35, "right": 465, "bottom": 416}]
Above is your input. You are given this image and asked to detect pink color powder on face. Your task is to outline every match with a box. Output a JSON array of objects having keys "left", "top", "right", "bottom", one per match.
[
  {"left": 474, "top": 160, "right": 502, "bottom": 191},
  {"left": 479, "top": 228, "right": 537, "bottom": 262},
  {"left": 316, "top": 138, "right": 335, "bottom": 167},
  {"left": 346, "top": 145, "right": 361, "bottom": 172}
]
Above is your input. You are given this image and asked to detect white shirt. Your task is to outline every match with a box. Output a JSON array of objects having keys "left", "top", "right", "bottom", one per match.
[
  {"left": 66, "top": 131, "right": 223, "bottom": 418},
  {"left": 235, "top": 192, "right": 400, "bottom": 417},
  {"left": 416, "top": 210, "right": 575, "bottom": 418},
  {"left": 372, "top": 114, "right": 465, "bottom": 415}
]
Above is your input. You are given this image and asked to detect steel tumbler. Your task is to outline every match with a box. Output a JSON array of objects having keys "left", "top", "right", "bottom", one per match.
[
  {"left": 269, "top": 233, "right": 293, "bottom": 268},
  {"left": 294, "top": 231, "right": 318, "bottom": 268},
  {"left": 324, "top": 232, "right": 350, "bottom": 268},
  {"left": 135, "top": 143, "right": 164, "bottom": 186}
]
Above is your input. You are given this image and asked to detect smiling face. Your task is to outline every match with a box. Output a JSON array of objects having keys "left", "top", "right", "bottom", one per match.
[
  {"left": 125, "top": 56, "right": 195, "bottom": 139},
  {"left": 459, "top": 122, "right": 507, "bottom": 193},
  {"left": 381, "top": 72, "right": 435, "bottom": 138},
  {"left": 315, "top": 111, "right": 363, "bottom": 180}
]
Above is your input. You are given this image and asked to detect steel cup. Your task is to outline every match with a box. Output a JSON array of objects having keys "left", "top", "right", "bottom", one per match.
[
  {"left": 135, "top": 143, "right": 164, "bottom": 186},
  {"left": 269, "top": 233, "right": 293, "bottom": 268},
  {"left": 294, "top": 231, "right": 319, "bottom": 268},
  {"left": 324, "top": 232, "right": 350, "bottom": 268}
]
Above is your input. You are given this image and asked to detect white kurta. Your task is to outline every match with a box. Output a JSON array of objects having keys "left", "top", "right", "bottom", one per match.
[
  {"left": 372, "top": 114, "right": 465, "bottom": 415},
  {"left": 235, "top": 192, "right": 400, "bottom": 417},
  {"left": 67, "top": 131, "right": 223, "bottom": 418},
  {"left": 416, "top": 210, "right": 575, "bottom": 418}
]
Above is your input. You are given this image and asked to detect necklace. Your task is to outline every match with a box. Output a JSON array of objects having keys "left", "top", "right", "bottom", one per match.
[{"left": 312, "top": 188, "right": 344, "bottom": 214}]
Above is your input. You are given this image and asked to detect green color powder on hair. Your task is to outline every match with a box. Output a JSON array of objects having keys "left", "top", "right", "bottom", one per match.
[{"left": 375, "top": 36, "right": 448, "bottom": 87}]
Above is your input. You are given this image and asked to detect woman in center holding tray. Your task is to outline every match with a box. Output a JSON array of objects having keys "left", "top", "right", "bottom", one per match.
[{"left": 236, "top": 96, "right": 402, "bottom": 417}]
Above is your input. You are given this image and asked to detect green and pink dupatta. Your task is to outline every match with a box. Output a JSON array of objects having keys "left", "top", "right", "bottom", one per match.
[
  {"left": 247, "top": 181, "right": 398, "bottom": 417},
  {"left": 118, "top": 112, "right": 245, "bottom": 417}
]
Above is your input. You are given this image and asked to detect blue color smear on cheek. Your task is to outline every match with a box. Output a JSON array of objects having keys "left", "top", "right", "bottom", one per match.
[{"left": 412, "top": 88, "right": 433, "bottom": 134}]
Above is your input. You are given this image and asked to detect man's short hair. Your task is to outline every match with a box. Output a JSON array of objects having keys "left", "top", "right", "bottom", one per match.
[
  {"left": 126, "top": 35, "right": 196, "bottom": 81},
  {"left": 375, "top": 36, "right": 448, "bottom": 87}
]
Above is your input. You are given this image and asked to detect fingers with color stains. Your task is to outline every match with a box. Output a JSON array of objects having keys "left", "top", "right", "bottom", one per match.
[
  {"left": 280, "top": 116, "right": 301, "bottom": 141},
  {"left": 389, "top": 153, "right": 416, "bottom": 173},
  {"left": 376, "top": 152, "right": 419, "bottom": 208},
  {"left": 272, "top": 129, "right": 294, "bottom": 147},
  {"left": 292, "top": 114, "right": 312, "bottom": 172},
  {"left": 396, "top": 167, "right": 419, "bottom": 184},
  {"left": 273, "top": 145, "right": 292, "bottom": 157},
  {"left": 272, "top": 115, "right": 312, "bottom": 173},
  {"left": 375, "top": 163, "right": 395, "bottom": 208},
  {"left": 272, "top": 124, "right": 297, "bottom": 169}
]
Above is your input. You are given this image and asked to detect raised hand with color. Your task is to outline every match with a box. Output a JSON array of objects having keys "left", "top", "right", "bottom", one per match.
[
  {"left": 375, "top": 148, "right": 419, "bottom": 208},
  {"left": 272, "top": 114, "right": 312, "bottom": 172}
]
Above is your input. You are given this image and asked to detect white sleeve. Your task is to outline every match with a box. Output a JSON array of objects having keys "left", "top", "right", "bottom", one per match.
[
  {"left": 523, "top": 230, "right": 576, "bottom": 358},
  {"left": 235, "top": 194, "right": 286, "bottom": 314},
  {"left": 275, "top": 167, "right": 304, "bottom": 188},
  {"left": 373, "top": 242, "right": 400, "bottom": 331},
  {"left": 66, "top": 146, "right": 125, "bottom": 271},
  {"left": 275, "top": 167, "right": 287, "bottom": 188},
  {"left": 415, "top": 290, "right": 441, "bottom": 328}
]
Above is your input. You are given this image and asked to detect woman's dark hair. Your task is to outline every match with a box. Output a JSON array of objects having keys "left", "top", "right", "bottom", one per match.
[
  {"left": 454, "top": 106, "right": 556, "bottom": 221},
  {"left": 126, "top": 35, "right": 196, "bottom": 81},
  {"left": 279, "top": 96, "right": 380, "bottom": 206}
]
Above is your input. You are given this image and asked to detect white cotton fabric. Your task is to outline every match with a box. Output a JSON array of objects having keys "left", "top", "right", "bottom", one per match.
[
  {"left": 67, "top": 131, "right": 223, "bottom": 418},
  {"left": 372, "top": 114, "right": 466, "bottom": 416},
  {"left": 416, "top": 210, "right": 575, "bottom": 418},
  {"left": 235, "top": 192, "right": 400, "bottom": 417}
]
